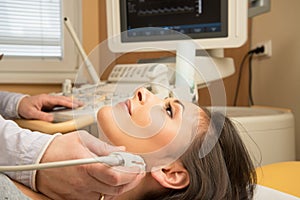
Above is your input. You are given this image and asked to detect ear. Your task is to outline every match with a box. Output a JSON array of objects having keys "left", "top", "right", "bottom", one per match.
[{"left": 151, "top": 162, "right": 190, "bottom": 189}]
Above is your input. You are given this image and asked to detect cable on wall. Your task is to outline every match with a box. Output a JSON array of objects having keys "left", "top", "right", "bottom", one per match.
[{"left": 233, "top": 46, "right": 265, "bottom": 106}]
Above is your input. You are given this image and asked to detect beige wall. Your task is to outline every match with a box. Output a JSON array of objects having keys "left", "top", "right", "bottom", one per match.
[
  {"left": 82, "top": 0, "right": 101, "bottom": 53},
  {"left": 251, "top": 0, "right": 300, "bottom": 159}
]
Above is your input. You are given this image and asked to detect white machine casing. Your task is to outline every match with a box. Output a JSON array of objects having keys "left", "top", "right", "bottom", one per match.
[{"left": 226, "top": 106, "right": 296, "bottom": 167}]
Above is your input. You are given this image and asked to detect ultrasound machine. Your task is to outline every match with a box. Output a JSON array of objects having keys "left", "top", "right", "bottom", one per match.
[{"left": 52, "top": 0, "right": 248, "bottom": 127}]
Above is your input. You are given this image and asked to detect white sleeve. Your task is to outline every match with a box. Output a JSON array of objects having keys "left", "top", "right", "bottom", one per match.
[
  {"left": 0, "top": 91, "right": 27, "bottom": 119},
  {"left": 0, "top": 115, "right": 59, "bottom": 190}
]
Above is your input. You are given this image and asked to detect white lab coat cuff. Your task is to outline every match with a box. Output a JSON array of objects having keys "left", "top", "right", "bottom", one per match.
[{"left": 15, "top": 95, "right": 29, "bottom": 119}]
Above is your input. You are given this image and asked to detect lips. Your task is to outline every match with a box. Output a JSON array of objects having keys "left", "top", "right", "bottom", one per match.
[{"left": 125, "top": 99, "right": 132, "bottom": 115}]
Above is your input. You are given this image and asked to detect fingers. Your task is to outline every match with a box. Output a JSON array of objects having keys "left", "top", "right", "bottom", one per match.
[
  {"left": 31, "top": 110, "right": 54, "bottom": 122},
  {"left": 115, "top": 169, "right": 145, "bottom": 195},
  {"left": 87, "top": 164, "right": 144, "bottom": 195},
  {"left": 46, "top": 95, "right": 83, "bottom": 109}
]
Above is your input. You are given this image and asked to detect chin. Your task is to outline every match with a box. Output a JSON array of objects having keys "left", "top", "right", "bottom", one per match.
[{"left": 97, "top": 106, "right": 111, "bottom": 122}]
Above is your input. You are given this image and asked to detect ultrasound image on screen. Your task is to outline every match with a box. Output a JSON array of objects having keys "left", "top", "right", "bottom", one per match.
[{"left": 120, "top": 0, "right": 228, "bottom": 42}]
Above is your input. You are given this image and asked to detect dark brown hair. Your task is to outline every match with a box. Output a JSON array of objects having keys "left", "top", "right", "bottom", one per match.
[{"left": 139, "top": 109, "right": 257, "bottom": 200}]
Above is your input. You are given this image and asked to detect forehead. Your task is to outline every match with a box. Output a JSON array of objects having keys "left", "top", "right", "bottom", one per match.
[{"left": 180, "top": 100, "right": 201, "bottom": 114}]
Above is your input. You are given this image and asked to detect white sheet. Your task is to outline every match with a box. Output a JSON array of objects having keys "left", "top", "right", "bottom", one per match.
[{"left": 254, "top": 185, "right": 300, "bottom": 200}]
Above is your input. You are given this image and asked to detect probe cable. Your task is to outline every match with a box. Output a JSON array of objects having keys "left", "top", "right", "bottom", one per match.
[{"left": 0, "top": 152, "right": 145, "bottom": 172}]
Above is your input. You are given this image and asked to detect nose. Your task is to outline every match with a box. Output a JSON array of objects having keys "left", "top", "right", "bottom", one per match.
[{"left": 134, "top": 87, "right": 152, "bottom": 104}]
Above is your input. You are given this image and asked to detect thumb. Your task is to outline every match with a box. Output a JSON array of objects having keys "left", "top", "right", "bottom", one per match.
[{"left": 77, "top": 131, "right": 125, "bottom": 156}]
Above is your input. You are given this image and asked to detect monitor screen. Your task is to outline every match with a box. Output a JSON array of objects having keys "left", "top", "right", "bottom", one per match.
[
  {"left": 106, "top": 0, "right": 247, "bottom": 52},
  {"left": 120, "top": 0, "right": 227, "bottom": 42}
]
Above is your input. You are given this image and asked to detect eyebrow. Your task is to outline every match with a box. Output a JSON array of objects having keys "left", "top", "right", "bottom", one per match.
[
  {"left": 173, "top": 99, "right": 185, "bottom": 111},
  {"left": 164, "top": 97, "right": 185, "bottom": 112}
]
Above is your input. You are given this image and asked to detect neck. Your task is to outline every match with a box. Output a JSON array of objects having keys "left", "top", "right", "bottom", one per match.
[
  {"left": 116, "top": 173, "right": 160, "bottom": 200},
  {"left": 116, "top": 181, "right": 143, "bottom": 200}
]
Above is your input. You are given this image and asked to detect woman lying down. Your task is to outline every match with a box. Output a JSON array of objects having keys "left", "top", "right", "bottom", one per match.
[
  {"left": 96, "top": 87, "right": 257, "bottom": 200},
  {"left": 18, "top": 87, "right": 257, "bottom": 200}
]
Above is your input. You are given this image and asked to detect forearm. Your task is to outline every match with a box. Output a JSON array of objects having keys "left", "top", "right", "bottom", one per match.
[{"left": 0, "top": 115, "right": 58, "bottom": 190}]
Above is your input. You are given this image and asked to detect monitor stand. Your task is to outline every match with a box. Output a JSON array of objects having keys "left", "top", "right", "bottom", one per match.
[{"left": 138, "top": 48, "right": 235, "bottom": 89}]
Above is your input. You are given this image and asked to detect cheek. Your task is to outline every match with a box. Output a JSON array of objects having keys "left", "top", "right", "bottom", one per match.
[
  {"left": 155, "top": 123, "right": 178, "bottom": 145},
  {"left": 131, "top": 106, "right": 165, "bottom": 127},
  {"left": 131, "top": 111, "right": 151, "bottom": 126},
  {"left": 97, "top": 106, "right": 181, "bottom": 154},
  {"left": 97, "top": 107, "right": 111, "bottom": 126},
  {"left": 97, "top": 107, "right": 116, "bottom": 135},
  {"left": 117, "top": 124, "right": 179, "bottom": 154}
]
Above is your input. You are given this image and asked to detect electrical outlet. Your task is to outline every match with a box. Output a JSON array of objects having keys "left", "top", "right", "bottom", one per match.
[
  {"left": 248, "top": 0, "right": 271, "bottom": 18},
  {"left": 255, "top": 40, "right": 272, "bottom": 57}
]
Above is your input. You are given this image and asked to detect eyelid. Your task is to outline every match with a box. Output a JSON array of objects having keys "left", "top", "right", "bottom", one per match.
[{"left": 164, "top": 99, "right": 184, "bottom": 118}]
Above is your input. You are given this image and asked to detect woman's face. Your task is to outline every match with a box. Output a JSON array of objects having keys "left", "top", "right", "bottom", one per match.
[{"left": 97, "top": 87, "right": 200, "bottom": 154}]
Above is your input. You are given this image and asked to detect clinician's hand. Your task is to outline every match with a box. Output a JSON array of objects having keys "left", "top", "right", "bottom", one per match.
[
  {"left": 18, "top": 94, "right": 82, "bottom": 122},
  {"left": 36, "top": 131, "right": 145, "bottom": 200}
]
